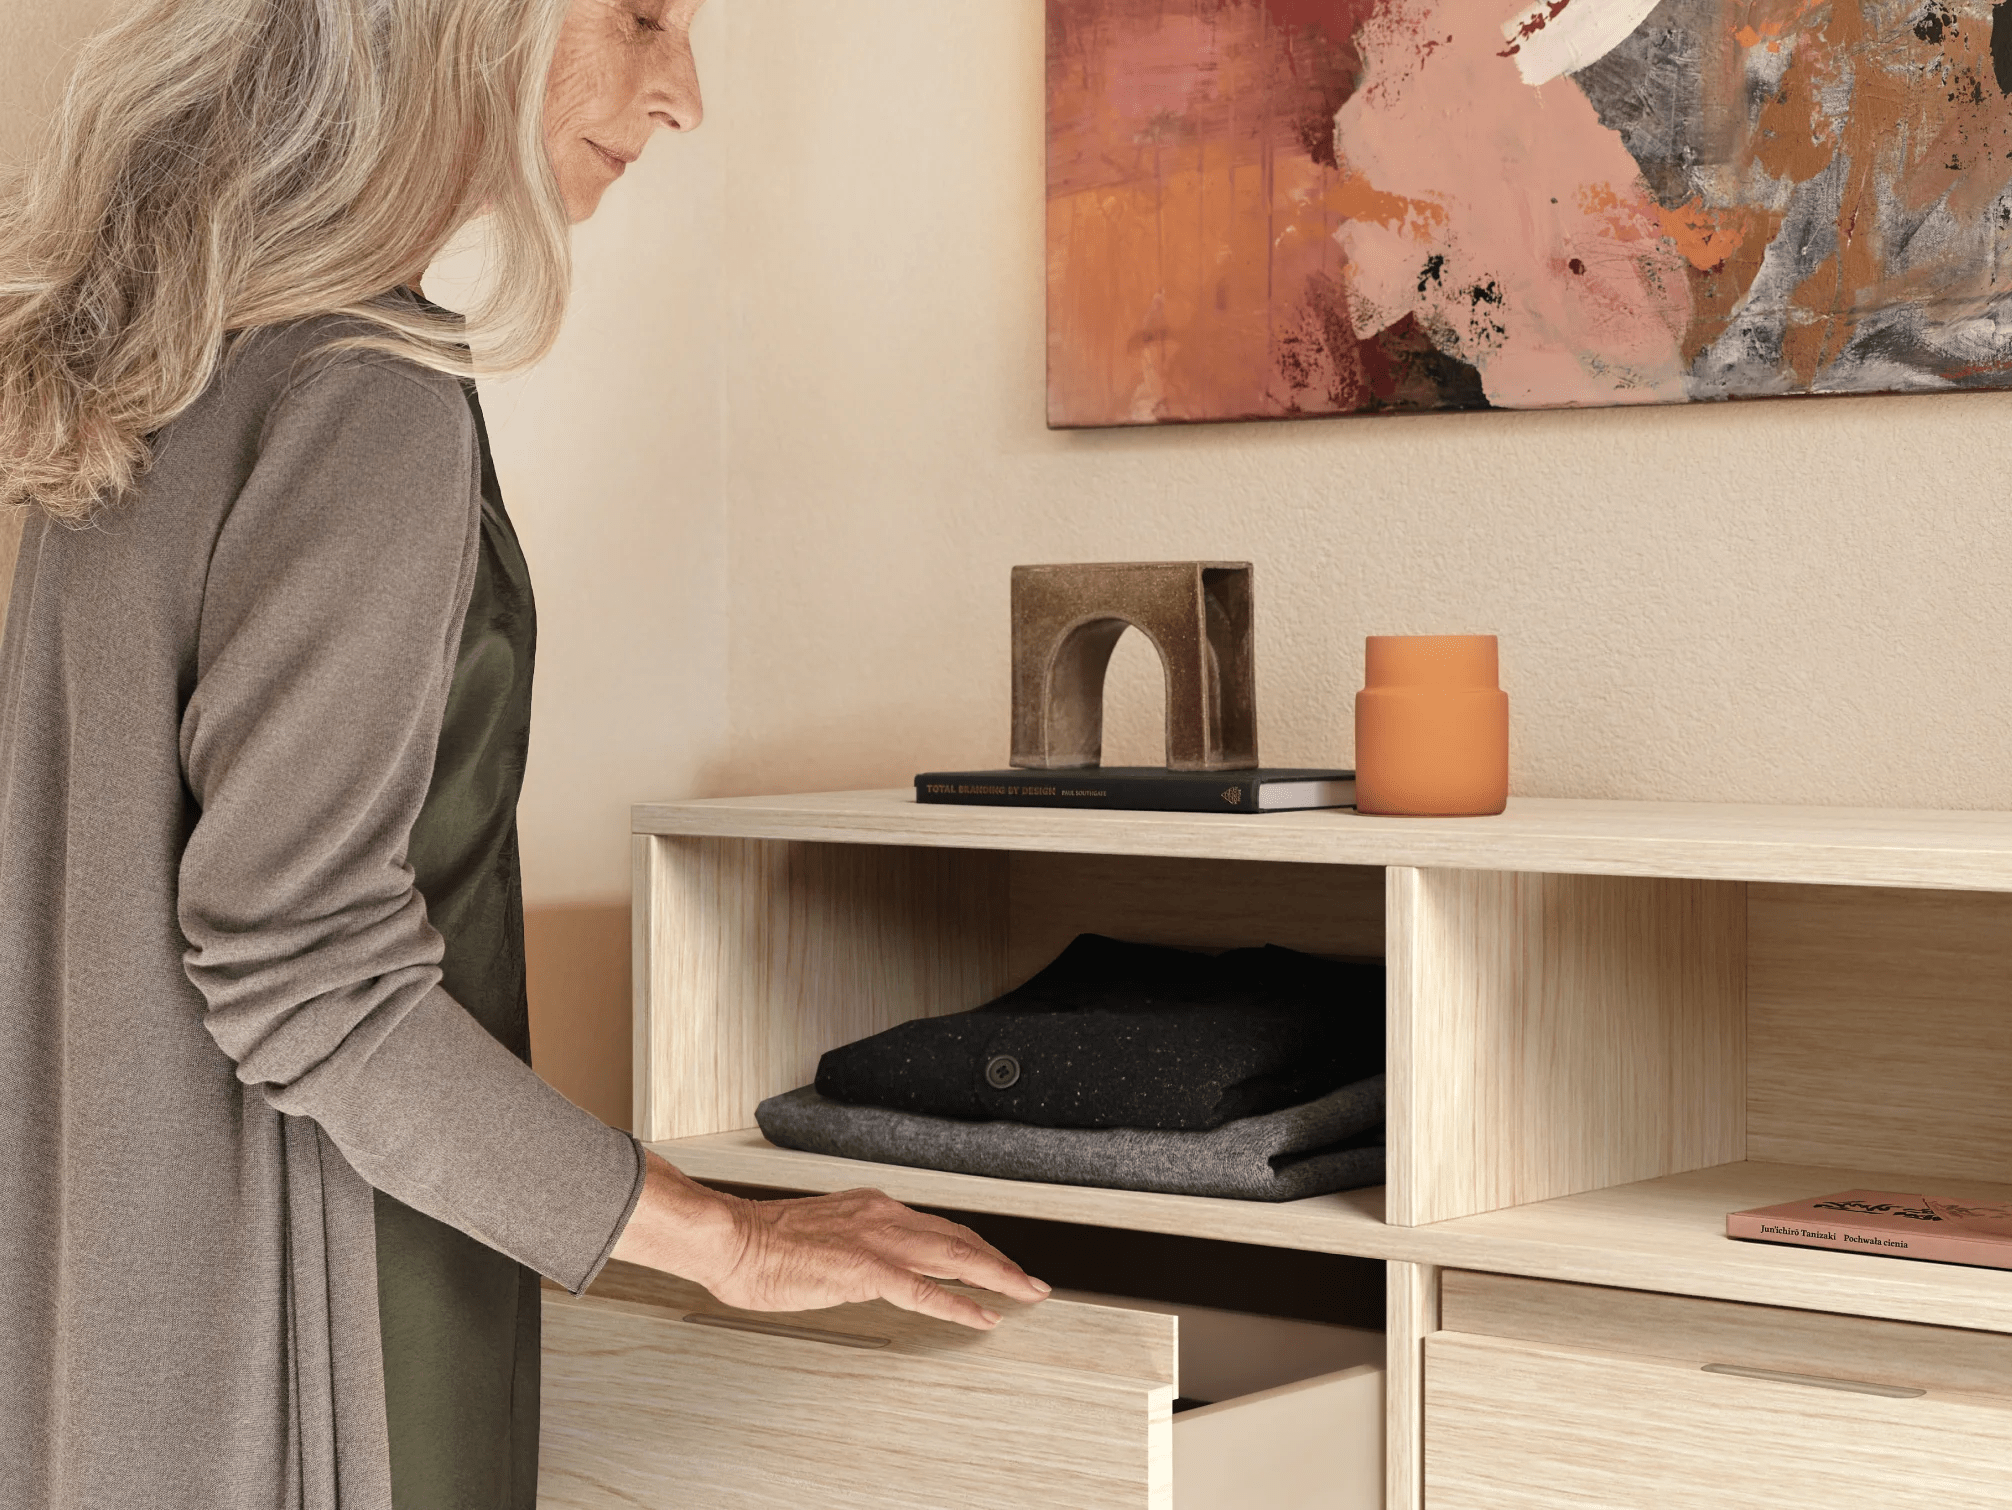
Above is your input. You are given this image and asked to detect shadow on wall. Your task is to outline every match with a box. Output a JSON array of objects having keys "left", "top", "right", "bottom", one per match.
[
  {"left": 0, "top": 512, "right": 23, "bottom": 622},
  {"left": 526, "top": 901, "right": 632, "bottom": 1132}
]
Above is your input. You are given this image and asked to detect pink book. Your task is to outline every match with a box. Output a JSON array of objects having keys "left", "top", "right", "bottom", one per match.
[{"left": 1727, "top": 1189, "right": 2012, "bottom": 1270}]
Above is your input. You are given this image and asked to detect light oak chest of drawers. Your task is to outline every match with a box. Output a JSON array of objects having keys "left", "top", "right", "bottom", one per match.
[{"left": 538, "top": 792, "right": 2012, "bottom": 1508}]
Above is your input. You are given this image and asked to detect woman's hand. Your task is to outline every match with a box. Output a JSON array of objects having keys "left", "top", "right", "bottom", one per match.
[{"left": 609, "top": 1149, "right": 1050, "bottom": 1329}]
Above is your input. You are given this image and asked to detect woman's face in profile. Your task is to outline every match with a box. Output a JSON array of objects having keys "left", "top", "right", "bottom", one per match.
[{"left": 545, "top": 0, "right": 706, "bottom": 222}]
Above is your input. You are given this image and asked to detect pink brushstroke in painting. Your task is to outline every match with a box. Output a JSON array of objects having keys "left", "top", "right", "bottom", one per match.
[{"left": 1334, "top": 0, "right": 1694, "bottom": 405}]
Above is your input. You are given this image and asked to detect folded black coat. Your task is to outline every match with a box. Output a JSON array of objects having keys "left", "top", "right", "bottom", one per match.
[{"left": 813, "top": 934, "right": 1384, "bottom": 1132}]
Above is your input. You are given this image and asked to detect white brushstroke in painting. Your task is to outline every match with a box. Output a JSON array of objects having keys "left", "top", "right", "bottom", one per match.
[{"left": 1500, "top": 0, "right": 1665, "bottom": 85}]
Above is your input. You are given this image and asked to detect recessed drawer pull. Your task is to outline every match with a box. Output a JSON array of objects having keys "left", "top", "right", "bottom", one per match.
[
  {"left": 1701, "top": 1362, "right": 1925, "bottom": 1399},
  {"left": 682, "top": 1313, "right": 892, "bottom": 1350}
]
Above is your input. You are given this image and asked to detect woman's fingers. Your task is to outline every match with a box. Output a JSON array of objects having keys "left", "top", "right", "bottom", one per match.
[
  {"left": 898, "top": 1232, "right": 1050, "bottom": 1303},
  {"left": 874, "top": 1209, "right": 1050, "bottom": 1301},
  {"left": 872, "top": 1263, "right": 1004, "bottom": 1331},
  {"left": 692, "top": 1185, "right": 1050, "bottom": 1324}
]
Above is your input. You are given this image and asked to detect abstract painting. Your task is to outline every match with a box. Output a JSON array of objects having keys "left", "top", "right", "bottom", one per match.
[{"left": 1046, "top": 0, "right": 2012, "bottom": 424}]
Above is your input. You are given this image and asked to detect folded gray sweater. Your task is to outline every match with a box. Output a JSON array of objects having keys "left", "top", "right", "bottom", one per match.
[{"left": 756, "top": 1074, "right": 1384, "bottom": 1202}]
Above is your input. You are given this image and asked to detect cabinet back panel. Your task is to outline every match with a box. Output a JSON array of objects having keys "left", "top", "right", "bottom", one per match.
[
  {"left": 1006, "top": 853, "right": 1383, "bottom": 984},
  {"left": 634, "top": 837, "right": 1011, "bottom": 1140},
  {"left": 1748, "top": 883, "right": 2012, "bottom": 1181}
]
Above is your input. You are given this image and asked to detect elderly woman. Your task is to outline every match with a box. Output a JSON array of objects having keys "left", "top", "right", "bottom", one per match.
[{"left": 0, "top": 3, "right": 1045, "bottom": 1508}]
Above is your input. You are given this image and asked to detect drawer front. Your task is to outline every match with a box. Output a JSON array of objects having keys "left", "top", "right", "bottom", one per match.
[
  {"left": 539, "top": 1266, "right": 1175, "bottom": 1510},
  {"left": 1439, "top": 1269, "right": 2012, "bottom": 1395},
  {"left": 1424, "top": 1331, "right": 2012, "bottom": 1510}
]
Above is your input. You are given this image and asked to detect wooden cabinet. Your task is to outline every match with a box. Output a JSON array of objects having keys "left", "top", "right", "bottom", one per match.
[{"left": 549, "top": 792, "right": 2012, "bottom": 1509}]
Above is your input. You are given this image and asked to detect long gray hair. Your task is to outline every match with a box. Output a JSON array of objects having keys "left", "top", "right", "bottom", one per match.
[{"left": 0, "top": 0, "right": 575, "bottom": 521}]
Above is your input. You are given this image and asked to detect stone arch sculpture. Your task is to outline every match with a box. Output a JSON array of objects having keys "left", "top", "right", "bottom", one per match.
[{"left": 1009, "top": 561, "right": 1257, "bottom": 771}]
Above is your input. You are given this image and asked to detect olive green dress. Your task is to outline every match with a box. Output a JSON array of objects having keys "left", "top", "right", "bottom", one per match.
[{"left": 376, "top": 383, "right": 541, "bottom": 1510}]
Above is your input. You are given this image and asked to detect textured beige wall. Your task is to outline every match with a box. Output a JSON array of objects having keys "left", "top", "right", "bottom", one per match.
[
  {"left": 0, "top": 0, "right": 124, "bottom": 602},
  {"left": 0, "top": 2, "right": 117, "bottom": 165},
  {"left": 715, "top": 0, "right": 2012, "bottom": 810}
]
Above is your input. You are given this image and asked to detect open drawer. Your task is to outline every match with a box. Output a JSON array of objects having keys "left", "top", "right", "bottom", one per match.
[
  {"left": 539, "top": 1261, "right": 1382, "bottom": 1509},
  {"left": 1425, "top": 1271, "right": 2012, "bottom": 1510}
]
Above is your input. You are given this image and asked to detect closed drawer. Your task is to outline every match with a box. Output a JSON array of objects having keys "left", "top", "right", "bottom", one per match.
[
  {"left": 538, "top": 1262, "right": 1382, "bottom": 1509},
  {"left": 1425, "top": 1272, "right": 2012, "bottom": 1510}
]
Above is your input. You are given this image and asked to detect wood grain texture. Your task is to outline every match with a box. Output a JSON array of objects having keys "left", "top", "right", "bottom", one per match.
[
  {"left": 541, "top": 1281, "right": 1174, "bottom": 1509},
  {"left": 1387, "top": 867, "right": 1746, "bottom": 1226},
  {"left": 1440, "top": 1271, "right": 2012, "bottom": 1397},
  {"left": 651, "top": 1127, "right": 1394, "bottom": 1254},
  {"left": 1412, "top": 1160, "right": 2012, "bottom": 1335},
  {"left": 1749, "top": 883, "right": 2012, "bottom": 1181},
  {"left": 1423, "top": 1332, "right": 2012, "bottom": 1509},
  {"left": 578, "top": 1260, "right": 1177, "bottom": 1384},
  {"left": 1385, "top": 1262, "right": 1438, "bottom": 1510},
  {"left": 648, "top": 1143, "right": 2012, "bottom": 1333},
  {"left": 1007, "top": 852, "right": 1383, "bottom": 979},
  {"left": 632, "top": 835, "right": 1011, "bottom": 1141},
  {"left": 633, "top": 789, "right": 2012, "bottom": 892}
]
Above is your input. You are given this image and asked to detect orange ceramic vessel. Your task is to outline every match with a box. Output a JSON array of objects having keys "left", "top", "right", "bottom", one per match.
[{"left": 1354, "top": 635, "right": 1508, "bottom": 816}]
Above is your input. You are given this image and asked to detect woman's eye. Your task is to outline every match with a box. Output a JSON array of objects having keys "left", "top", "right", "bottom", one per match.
[{"left": 634, "top": 10, "right": 667, "bottom": 32}]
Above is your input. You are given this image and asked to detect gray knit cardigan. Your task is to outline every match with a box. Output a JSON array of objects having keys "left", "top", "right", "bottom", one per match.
[{"left": 0, "top": 317, "right": 644, "bottom": 1510}]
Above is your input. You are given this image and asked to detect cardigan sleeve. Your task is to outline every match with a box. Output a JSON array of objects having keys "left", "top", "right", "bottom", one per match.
[{"left": 176, "top": 350, "right": 644, "bottom": 1295}]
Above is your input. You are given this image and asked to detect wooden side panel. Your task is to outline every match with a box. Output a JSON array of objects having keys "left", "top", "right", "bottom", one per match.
[
  {"left": 1387, "top": 868, "right": 1746, "bottom": 1227},
  {"left": 1749, "top": 883, "right": 2012, "bottom": 1181},
  {"left": 1175, "top": 1366, "right": 1385, "bottom": 1510},
  {"left": 1424, "top": 1332, "right": 2012, "bottom": 1509},
  {"left": 632, "top": 836, "right": 1011, "bottom": 1142},
  {"left": 541, "top": 1284, "right": 1173, "bottom": 1510},
  {"left": 1007, "top": 853, "right": 1384, "bottom": 980},
  {"left": 1385, "top": 1260, "right": 1438, "bottom": 1510},
  {"left": 1440, "top": 1271, "right": 2012, "bottom": 1397}
]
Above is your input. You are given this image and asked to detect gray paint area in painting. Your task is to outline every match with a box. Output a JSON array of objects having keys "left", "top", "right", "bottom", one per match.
[
  {"left": 1571, "top": 0, "right": 1724, "bottom": 212},
  {"left": 1693, "top": 157, "right": 1847, "bottom": 398},
  {"left": 1573, "top": 0, "right": 2012, "bottom": 398}
]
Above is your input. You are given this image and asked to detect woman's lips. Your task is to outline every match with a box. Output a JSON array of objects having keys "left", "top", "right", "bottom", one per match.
[{"left": 587, "top": 140, "right": 630, "bottom": 175}]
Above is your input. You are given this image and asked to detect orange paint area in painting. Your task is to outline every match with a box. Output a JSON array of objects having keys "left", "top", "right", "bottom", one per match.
[
  {"left": 1047, "top": 0, "right": 1449, "bottom": 425},
  {"left": 1656, "top": 197, "right": 1765, "bottom": 271},
  {"left": 1731, "top": 0, "right": 1827, "bottom": 50}
]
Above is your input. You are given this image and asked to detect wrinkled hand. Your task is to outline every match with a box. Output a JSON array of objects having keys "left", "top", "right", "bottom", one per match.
[{"left": 610, "top": 1149, "right": 1049, "bottom": 1330}]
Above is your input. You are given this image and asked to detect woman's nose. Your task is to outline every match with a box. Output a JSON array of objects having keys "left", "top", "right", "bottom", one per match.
[{"left": 650, "top": 34, "right": 703, "bottom": 133}]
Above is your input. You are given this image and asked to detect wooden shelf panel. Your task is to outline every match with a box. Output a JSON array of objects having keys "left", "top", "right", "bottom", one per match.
[
  {"left": 1412, "top": 1161, "right": 2012, "bottom": 1335},
  {"left": 634, "top": 791, "right": 2012, "bottom": 892},
  {"left": 652, "top": 1129, "right": 1398, "bottom": 1256},
  {"left": 651, "top": 1136, "right": 2012, "bottom": 1335}
]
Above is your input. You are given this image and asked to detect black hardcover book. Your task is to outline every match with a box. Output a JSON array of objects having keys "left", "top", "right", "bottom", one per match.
[{"left": 914, "top": 767, "right": 1356, "bottom": 814}]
